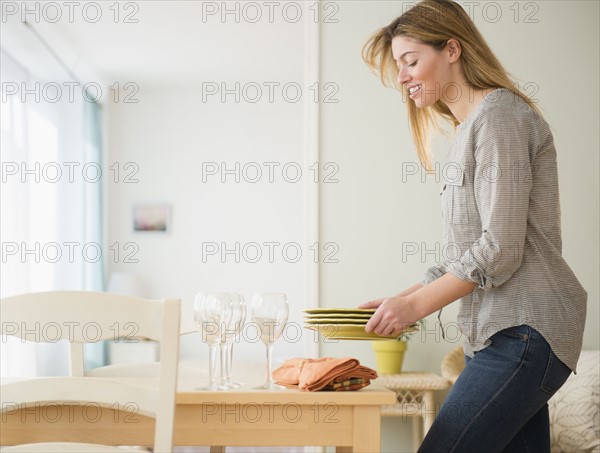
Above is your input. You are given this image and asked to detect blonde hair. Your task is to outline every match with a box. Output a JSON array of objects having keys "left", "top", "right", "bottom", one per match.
[{"left": 362, "top": 0, "right": 540, "bottom": 170}]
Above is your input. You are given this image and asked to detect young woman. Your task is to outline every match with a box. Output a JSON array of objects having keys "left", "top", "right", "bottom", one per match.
[{"left": 359, "top": 1, "right": 587, "bottom": 451}]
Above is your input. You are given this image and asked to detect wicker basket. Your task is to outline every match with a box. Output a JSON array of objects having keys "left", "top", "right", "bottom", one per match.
[{"left": 441, "top": 346, "right": 465, "bottom": 384}]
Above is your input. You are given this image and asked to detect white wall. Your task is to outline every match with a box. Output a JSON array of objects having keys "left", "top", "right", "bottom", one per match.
[
  {"left": 319, "top": 1, "right": 599, "bottom": 451},
  {"left": 107, "top": 82, "right": 316, "bottom": 362},
  {"left": 106, "top": 2, "right": 323, "bottom": 371}
]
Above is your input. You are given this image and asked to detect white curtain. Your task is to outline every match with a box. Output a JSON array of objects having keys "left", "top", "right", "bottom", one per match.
[{"left": 0, "top": 50, "right": 104, "bottom": 376}]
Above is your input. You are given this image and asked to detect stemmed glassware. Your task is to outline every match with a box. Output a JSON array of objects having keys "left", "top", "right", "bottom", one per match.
[
  {"left": 193, "top": 292, "right": 231, "bottom": 390},
  {"left": 219, "top": 293, "right": 246, "bottom": 389},
  {"left": 251, "top": 293, "right": 289, "bottom": 390}
]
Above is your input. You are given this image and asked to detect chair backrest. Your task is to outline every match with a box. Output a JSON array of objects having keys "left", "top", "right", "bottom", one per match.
[
  {"left": 86, "top": 297, "right": 198, "bottom": 378},
  {"left": 0, "top": 291, "right": 180, "bottom": 452}
]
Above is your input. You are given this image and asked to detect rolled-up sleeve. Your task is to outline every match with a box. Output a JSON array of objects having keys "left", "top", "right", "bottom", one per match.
[
  {"left": 446, "top": 107, "right": 534, "bottom": 291},
  {"left": 420, "top": 260, "right": 449, "bottom": 286}
]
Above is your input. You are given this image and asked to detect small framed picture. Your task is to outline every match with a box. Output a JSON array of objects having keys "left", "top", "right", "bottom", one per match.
[{"left": 133, "top": 204, "right": 171, "bottom": 232}]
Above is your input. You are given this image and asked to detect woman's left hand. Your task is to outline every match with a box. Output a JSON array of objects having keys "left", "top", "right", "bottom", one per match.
[{"left": 362, "top": 295, "right": 420, "bottom": 336}]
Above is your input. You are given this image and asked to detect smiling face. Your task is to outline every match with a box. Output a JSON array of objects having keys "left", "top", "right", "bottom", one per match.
[{"left": 392, "top": 35, "right": 459, "bottom": 108}]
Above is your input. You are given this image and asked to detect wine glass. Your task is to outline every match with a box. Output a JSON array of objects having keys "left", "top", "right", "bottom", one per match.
[
  {"left": 193, "top": 292, "right": 231, "bottom": 390},
  {"left": 220, "top": 293, "right": 246, "bottom": 389},
  {"left": 251, "top": 293, "right": 289, "bottom": 390}
]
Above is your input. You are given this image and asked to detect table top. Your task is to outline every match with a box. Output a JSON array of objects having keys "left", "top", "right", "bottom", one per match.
[
  {"left": 177, "top": 381, "right": 396, "bottom": 405},
  {"left": 1, "top": 376, "right": 397, "bottom": 406}
]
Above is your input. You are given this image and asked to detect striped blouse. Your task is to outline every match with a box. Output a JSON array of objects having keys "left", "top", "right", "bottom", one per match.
[{"left": 420, "top": 88, "right": 587, "bottom": 372}]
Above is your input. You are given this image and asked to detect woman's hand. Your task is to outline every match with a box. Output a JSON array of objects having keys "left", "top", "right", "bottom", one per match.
[
  {"left": 359, "top": 274, "right": 477, "bottom": 337},
  {"left": 362, "top": 295, "right": 421, "bottom": 337},
  {"left": 358, "top": 282, "right": 424, "bottom": 336}
]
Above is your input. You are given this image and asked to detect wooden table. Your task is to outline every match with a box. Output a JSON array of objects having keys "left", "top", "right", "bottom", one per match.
[{"left": 1, "top": 377, "right": 396, "bottom": 453}]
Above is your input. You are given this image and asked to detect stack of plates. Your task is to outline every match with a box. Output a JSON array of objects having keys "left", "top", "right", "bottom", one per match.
[{"left": 303, "top": 308, "right": 418, "bottom": 341}]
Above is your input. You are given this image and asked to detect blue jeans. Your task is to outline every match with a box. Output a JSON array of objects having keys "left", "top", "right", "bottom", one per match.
[{"left": 417, "top": 325, "right": 572, "bottom": 453}]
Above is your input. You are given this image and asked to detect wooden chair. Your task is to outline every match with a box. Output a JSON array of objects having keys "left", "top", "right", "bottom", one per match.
[
  {"left": 82, "top": 297, "right": 227, "bottom": 453},
  {"left": 0, "top": 291, "right": 180, "bottom": 453},
  {"left": 87, "top": 297, "right": 198, "bottom": 378}
]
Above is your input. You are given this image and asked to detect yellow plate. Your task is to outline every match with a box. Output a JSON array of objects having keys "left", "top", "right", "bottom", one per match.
[
  {"left": 304, "top": 323, "right": 418, "bottom": 341},
  {"left": 304, "top": 313, "right": 372, "bottom": 320},
  {"left": 305, "top": 318, "right": 368, "bottom": 325},
  {"left": 303, "top": 308, "right": 376, "bottom": 315},
  {"left": 303, "top": 308, "right": 376, "bottom": 314}
]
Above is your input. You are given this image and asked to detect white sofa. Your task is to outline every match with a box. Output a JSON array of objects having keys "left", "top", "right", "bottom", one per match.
[{"left": 549, "top": 350, "right": 600, "bottom": 453}]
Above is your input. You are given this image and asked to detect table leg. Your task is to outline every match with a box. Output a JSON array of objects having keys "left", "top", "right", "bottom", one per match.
[
  {"left": 335, "top": 448, "right": 353, "bottom": 453},
  {"left": 422, "top": 391, "right": 436, "bottom": 435},
  {"left": 350, "top": 406, "right": 380, "bottom": 453},
  {"left": 209, "top": 447, "right": 225, "bottom": 453},
  {"left": 412, "top": 416, "right": 423, "bottom": 451}
]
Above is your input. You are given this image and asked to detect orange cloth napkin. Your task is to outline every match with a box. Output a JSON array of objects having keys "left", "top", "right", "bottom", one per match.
[{"left": 272, "top": 357, "right": 378, "bottom": 392}]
